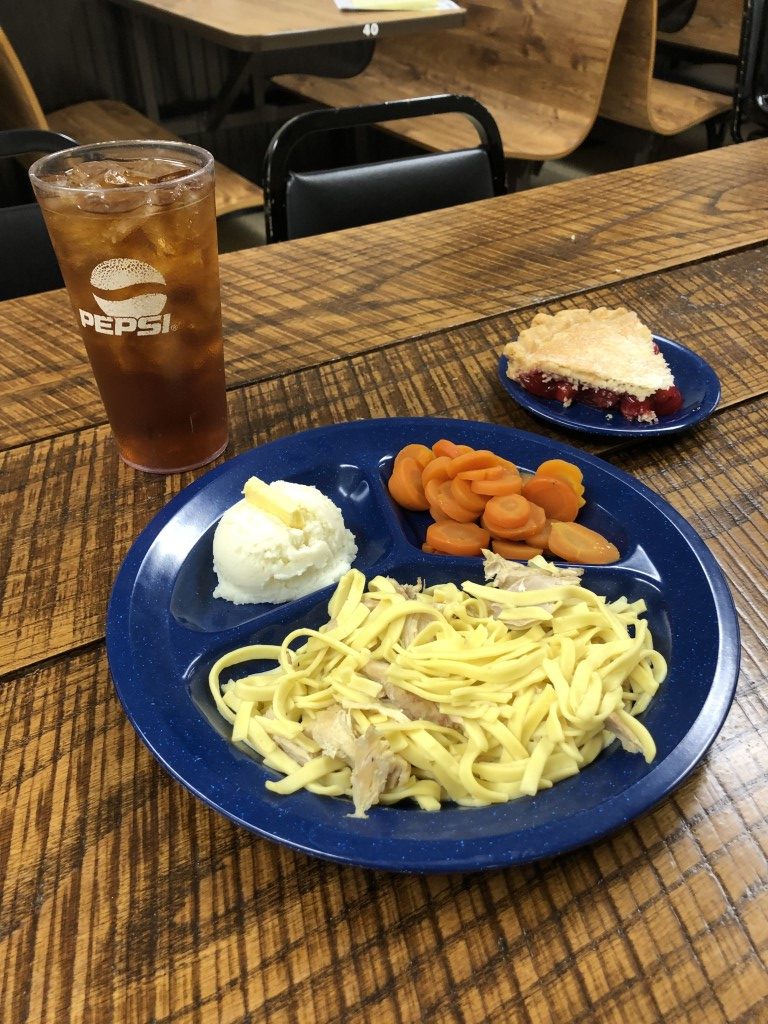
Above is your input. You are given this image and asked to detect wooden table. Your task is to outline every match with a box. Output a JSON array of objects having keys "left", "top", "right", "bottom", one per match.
[
  {"left": 106, "top": 0, "right": 465, "bottom": 130},
  {"left": 2, "top": 140, "right": 768, "bottom": 1023},
  {"left": 108, "top": 0, "right": 466, "bottom": 52}
]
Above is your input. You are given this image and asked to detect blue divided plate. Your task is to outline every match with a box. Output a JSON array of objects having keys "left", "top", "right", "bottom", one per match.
[
  {"left": 498, "top": 334, "right": 721, "bottom": 437},
  {"left": 106, "top": 417, "right": 739, "bottom": 873}
]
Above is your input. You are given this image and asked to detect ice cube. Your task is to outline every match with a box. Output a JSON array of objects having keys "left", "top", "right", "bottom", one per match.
[
  {"left": 137, "top": 215, "right": 179, "bottom": 256},
  {"left": 75, "top": 191, "right": 148, "bottom": 214},
  {"left": 56, "top": 156, "right": 186, "bottom": 188},
  {"left": 148, "top": 183, "right": 187, "bottom": 208}
]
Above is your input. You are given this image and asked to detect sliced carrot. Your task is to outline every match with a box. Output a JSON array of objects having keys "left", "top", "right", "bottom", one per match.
[
  {"left": 535, "top": 459, "right": 584, "bottom": 494},
  {"left": 447, "top": 449, "right": 500, "bottom": 477},
  {"left": 424, "top": 478, "right": 444, "bottom": 508},
  {"left": 521, "top": 476, "right": 580, "bottom": 522},
  {"left": 394, "top": 443, "right": 434, "bottom": 470},
  {"left": 490, "top": 539, "right": 545, "bottom": 560},
  {"left": 432, "top": 481, "right": 479, "bottom": 523},
  {"left": 525, "top": 519, "right": 552, "bottom": 550},
  {"left": 429, "top": 504, "right": 452, "bottom": 522},
  {"left": 547, "top": 521, "right": 620, "bottom": 564},
  {"left": 470, "top": 468, "right": 523, "bottom": 496},
  {"left": 422, "top": 455, "right": 453, "bottom": 487},
  {"left": 482, "top": 493, "right": 531, "bottom": 531},
  {"left": 426, "top": 520, "right": 490, "bottom": 556},
  {"left": 534, "top": 458, "right": 586, "bottom": 508},
  {"left": 422, "top": 543, "right": 437, "bottom": 553},
  {"left": 450, "top": 476, "right": 488, "bottom": 514},
  {"left": 387, "top": 456, "right": 429, "bottom": 511},
  {"left": 432, "top": 439, "right": 472, "bottom": 459},
  {"left": 457, "top": 465, "right": 504, "bottom": 481},
  {"left": 483, "top": 502, "right": 546, "bottom": 540}
]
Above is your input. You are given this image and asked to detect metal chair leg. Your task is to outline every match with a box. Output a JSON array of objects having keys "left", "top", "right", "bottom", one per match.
[{"left": 705, "top": 114, "right": 729, "bottom": 149}]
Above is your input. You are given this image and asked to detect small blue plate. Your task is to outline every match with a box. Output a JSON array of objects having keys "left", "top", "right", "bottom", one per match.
[
  {"left": 106, "top": 417, "right": 739, "bottom": 873},
  {"left": 498, "top": 334, "right": 721, "bottom": 437}
]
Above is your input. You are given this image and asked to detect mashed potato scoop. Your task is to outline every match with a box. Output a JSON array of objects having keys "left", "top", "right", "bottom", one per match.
[{"left": 212, "top": 476, "right": 357, "bottom": 605}]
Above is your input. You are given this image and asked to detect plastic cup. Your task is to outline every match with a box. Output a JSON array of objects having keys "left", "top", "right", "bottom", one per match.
[{"left": 30, "top": 140, "right": 228, "bottom": 473}]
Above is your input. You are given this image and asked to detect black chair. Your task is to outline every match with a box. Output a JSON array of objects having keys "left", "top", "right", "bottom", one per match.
[
  {"left": 733, "top": 0, "right": 768, "bottom": 140},
  {"left": 0, "top": 128, "right": 77, "bottom": 301},
  {"left": 263, "top": 94, "right": 507, "bottom": 243}
]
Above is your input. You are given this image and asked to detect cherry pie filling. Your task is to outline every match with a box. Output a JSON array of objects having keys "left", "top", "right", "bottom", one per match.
[{"left": 518, "top": 371, "right": 683, "bottom": 421}]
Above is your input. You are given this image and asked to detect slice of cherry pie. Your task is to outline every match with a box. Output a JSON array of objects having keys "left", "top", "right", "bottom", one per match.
[{"left": 504, "top": 307, "right": 683, "bottom": 423}]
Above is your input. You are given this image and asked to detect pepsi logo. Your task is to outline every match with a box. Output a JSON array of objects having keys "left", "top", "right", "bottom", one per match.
[{"left": 90, "top": 258, "right": 167, "bottom": 318}]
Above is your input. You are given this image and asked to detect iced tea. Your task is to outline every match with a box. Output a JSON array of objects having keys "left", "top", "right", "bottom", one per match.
[{"left": 29, "top": 141, "right": 228, "bottom": 473}]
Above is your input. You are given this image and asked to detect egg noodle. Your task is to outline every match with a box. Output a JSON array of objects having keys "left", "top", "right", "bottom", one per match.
[{"left": 208, "top": 558, "right": 667, "bottom": 816}]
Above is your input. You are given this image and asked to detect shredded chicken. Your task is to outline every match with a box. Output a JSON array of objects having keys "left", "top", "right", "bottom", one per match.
[
  {"left": 351, "top": 727, "right": 410, "bottom": 818},
  {"left": 386, "top": 578, "right": 424, "bottom": 600},
  {"left": 305, "top": 704, "right": 357, "bottom": 761},
  {"left": 273, "top": 735, "right": 311, "bottom": 764},
  {"left": 482, "top": 550, "right": 583, "bottom": 591},
  {"left": 604, "top": 711, "right": 645, "bottom": 755},
  {"left": 481, "top": 551, "right": 584, "bottom": 627},
  {"left": 383, "top": 680, "right": 454, "bottom": 728},
  {"left": 263, "top": 709, "right": 311, "bottom": 764},
  {"left": 271, "top": 734, "right": 312, "bottom": 765},
  {"left": 305, "top": 702, "right": 409, "bottom": 816},
  {"left": 400, "top": 611, "right": 433, "bottom": 647},
  {"left": 361, "top": 659, "right": 388, "bottom": 685},
  {"left": 362, "top": 660, "right": 453, "bottom": 727}
]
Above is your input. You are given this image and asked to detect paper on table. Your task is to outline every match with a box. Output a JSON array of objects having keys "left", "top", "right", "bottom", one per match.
[{"left": 334, "top": 0, "right": 461, "bottom": 11}]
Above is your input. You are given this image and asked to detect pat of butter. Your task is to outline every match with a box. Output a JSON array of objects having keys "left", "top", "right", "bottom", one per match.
[{"left": 243, "top": 477, "right": 305, "bottom": 528}]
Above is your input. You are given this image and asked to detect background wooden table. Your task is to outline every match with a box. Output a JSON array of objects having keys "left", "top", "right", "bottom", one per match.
[
  {"left": 105, "top": 0, "right": 466, "bottom": 144},
  {"left": 1, "top": 140, "right": 767, "bottom": 1023},
  {"left": 107, "top": 0, "right": 466, "bottom": 52}
]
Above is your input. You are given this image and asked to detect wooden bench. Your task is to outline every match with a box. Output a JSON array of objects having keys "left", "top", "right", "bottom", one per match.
[
  {"left": 274, "top": 0, "right": 631, "bottom": 167},
  {"left": 0, "top": 28, "right": 263, "bottom": 218},
  {"left": 657, "top": 0, "right": 744, "bottom": 57},
  {"left": 599, "top": 0, "right": 733, "bottom": 135}
]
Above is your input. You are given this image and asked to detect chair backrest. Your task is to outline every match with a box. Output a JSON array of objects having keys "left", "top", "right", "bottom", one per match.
[
  {"left": 275, "top": 0, "right": 631, "bottom": 162},
  {"left": 383, "top": 0, "right": 629, "bottom": 123},
  {"left": 263, "top": 94, "right": 507, "bottom": 243},
  {"left": 599, "top": 0, "right": 660, "bottom": 130},
  {"left": 733, "top": 0, "right": 768, "bottom": 140},
  {"left": 0, "top": 128, "right": 78, "bottom": 301},
  {"left": 0, "top": 28, "right": 50, "bottom": 132},
  {"left": 599, "top": 0, "right": 733, "bottom": 133}
]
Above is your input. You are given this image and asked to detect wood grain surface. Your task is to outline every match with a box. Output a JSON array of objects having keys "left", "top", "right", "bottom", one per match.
[
  {"left": 4, "top": 138, "right": 768, "bottom": 450},
  {"left": 2, "top": 398, "right": 766, "bottom": 1024},
  {"left": 275, "top": 0, "right": 631, "bottom": 162},
  {"left": 598, "top": 0, "right": 731, "bottom": 134},
  {"left": 1, "top": 139, "right": 767, "bottom": 1024},
  {"left": 657, "top": 0, "right": 743, "bottom": 57},
  {"left": 3, "top": 246, "right": 767, "bottom": 677},
  {"left": 105, "top": 0, "right": 465, "bottom": 52}
]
